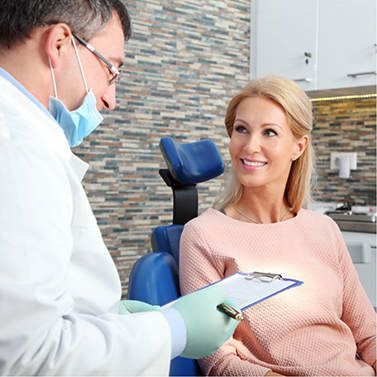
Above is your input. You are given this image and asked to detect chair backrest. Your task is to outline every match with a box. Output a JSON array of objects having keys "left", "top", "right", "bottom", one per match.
[
  {"left": 151, "top": 224, "right": 184, "bottom": 269},
  {"left": 159, "top": 136, "right": 225, "bottom": 185},
  {"left": 128, "top": 137, "right": 224, "bottom": 376},
  {"left": 152, "top": 137, "right": 225, "bottom": 267}
]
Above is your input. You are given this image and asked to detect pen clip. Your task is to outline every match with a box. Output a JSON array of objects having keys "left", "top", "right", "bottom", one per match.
[
  {"left": 245, "top": 271, "right": 282, "bottom": 283},
  {"left": 217, "top": 303, "right": 244, "bottom": 321}
]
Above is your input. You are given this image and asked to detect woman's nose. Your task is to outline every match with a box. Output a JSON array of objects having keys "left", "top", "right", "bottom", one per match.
[{"left": 243, "top": 134, "right": 261, "bottom": 154}]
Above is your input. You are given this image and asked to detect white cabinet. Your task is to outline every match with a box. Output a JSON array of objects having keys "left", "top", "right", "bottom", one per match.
[
  {"left": 318, "top": 0, "right": 376, "bottom": 90},
  {"left": 342, "top": 231, "right": 376, "bottom": 308},
  {"left": 250, "top": 0, "right": 377, "bottom": 92}
]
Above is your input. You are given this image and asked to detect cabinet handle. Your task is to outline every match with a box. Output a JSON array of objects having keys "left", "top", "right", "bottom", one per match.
[
  {"left": 347, "top": 71, "right": 377, "bottom": 77},
  {"left": 293, "top": 78, "right": 312, "bottom": 82}
]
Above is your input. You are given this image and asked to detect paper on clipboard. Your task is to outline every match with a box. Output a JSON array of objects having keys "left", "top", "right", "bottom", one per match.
[{"left": 210, "top": 272, "right": 303, "bottom": 310}]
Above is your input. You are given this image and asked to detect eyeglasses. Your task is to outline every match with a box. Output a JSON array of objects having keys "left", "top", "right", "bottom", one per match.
[{"left": 72, "top": 32, "right": 121, "bottom": 85}]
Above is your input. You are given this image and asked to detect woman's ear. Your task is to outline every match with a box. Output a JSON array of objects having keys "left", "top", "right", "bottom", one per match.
[
  {"left": 292, "top": 135, "right": 309, "bottom": 161},
  {"left": 45, "top": 23, "right": 72, "bottom": 68},
  {"left": 298, "top": 135, "right": 309, "bottom": 153}
]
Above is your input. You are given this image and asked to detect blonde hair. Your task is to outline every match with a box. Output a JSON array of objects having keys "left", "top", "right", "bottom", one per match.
[{"left": 213, "top": 75, "right": 316, "bottom": 214}]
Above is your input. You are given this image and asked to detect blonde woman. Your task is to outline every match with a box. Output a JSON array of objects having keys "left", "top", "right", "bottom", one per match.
[{"left": 179, "top": 76, "right": 376, "bottom": 376}]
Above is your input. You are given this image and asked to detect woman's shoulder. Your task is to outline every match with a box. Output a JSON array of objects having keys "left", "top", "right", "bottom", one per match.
[
  {"left": 298, "top": 208, "right": 340, "bottom": 229},
  {"left": 180, "top": 208, "right": 229, "bottom": 246},
  {"left": 182, "top": 208, "right": 231, "bottom": 236},
  {"left": 185, "top": 208, "right": 227, "bottom": 228}
]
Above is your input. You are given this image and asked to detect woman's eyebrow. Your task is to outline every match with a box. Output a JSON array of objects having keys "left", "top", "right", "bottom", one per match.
[{"left": 234, "top": 119, "right": 283, "bottom": 130}]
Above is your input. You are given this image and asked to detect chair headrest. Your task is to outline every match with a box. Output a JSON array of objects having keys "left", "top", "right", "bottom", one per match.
[{"left": 159, "top": 137, "right": 225, "bottom": 184}]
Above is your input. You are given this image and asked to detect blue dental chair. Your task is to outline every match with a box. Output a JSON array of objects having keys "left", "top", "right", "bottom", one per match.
[{"left": 127, "top": 137, "right": 225, "bottom": 376}]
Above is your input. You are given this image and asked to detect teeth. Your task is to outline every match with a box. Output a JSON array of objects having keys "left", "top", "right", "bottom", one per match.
[{"left": 242, "top": 160, "right": 266, "bottom": 167}]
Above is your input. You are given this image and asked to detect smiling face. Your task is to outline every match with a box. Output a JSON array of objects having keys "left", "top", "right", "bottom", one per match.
[{"left": 229, "top": 96, "right": 303, "bottom": 194}]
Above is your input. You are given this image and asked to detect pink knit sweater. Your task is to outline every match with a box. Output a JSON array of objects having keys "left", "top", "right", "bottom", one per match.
[{"left": 179, "top": 208, "right": 376, "bottom": 376}]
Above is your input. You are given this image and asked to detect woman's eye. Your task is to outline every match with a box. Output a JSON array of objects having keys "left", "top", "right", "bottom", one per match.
[
  {"left": 234, "top": 125, "right": 247, "bottom": 133},
  {"left": 265, "top": 129, "right": 277, "bottom": 137}
]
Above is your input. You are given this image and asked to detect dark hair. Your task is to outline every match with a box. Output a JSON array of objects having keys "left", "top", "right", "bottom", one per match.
[{"left": 0, "top": 0, "right": 132, "bottom": 49}]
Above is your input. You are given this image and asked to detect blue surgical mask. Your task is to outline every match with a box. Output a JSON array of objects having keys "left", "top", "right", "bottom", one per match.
[
  {"left": 49, "top": 90, "right": 103, "bottom": 147},
  {"left": 48, "top": 36, "right": 103, "bottom": 147}
]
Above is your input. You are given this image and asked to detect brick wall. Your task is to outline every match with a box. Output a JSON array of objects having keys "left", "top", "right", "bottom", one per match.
[
  {"left": 74, "top": 1, "right": 376, "bottom": 297},
  {"left": 75, "top": 0, "right": 250, "bottom": 297}
]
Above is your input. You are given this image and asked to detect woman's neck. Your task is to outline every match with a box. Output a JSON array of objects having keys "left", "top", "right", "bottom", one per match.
[{"left": 230, "top": 187, "right": 292, "bottom": 224}]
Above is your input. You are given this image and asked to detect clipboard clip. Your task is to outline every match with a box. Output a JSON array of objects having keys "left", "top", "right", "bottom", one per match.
[{"left": 245, "top": 271, "right": 282, "bottom": 283}]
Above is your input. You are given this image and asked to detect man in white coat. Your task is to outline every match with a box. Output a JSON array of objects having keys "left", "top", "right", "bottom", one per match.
[{"left": 0, "top": 0, "right": 240, "bottom": 375}]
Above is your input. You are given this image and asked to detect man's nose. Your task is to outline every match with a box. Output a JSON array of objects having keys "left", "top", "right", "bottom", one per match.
[{"left": 101, "top": 84, "right": 116, "bottom": 111}]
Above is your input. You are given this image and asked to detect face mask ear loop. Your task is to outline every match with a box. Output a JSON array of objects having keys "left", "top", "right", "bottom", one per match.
[
  {"left": 48, "top": 56, "right": 58, "bottom": 99},
  {"left": 71, "top": 35, "right": 89, "bottom": 94}
]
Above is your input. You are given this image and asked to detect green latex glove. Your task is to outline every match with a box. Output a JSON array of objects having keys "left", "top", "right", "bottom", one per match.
[
  {"left": 119, "top": 300, "right": 161, "bottom": 315},
  {"left": 171, "top": 285, "right": 241, "bottom": 359}
]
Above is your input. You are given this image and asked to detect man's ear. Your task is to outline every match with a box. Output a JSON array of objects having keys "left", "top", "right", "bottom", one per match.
[{"left": 45, "top": 24, "right": 72, "bottom": 68}]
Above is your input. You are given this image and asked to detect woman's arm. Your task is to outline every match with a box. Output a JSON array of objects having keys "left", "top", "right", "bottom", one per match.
[
  {"left": 336, "top": 229, "right": 376, "bottom": 368},
  {"left": 179, "top": 220, "right": 224, "bottom": 293},
  {"left": 179, "top": 219, "right": 271, "bottom": 376}
]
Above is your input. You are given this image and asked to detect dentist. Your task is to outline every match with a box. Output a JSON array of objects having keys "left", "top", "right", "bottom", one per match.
[{"left": 0, "top": 0, "right": 240, "bottom": 375}]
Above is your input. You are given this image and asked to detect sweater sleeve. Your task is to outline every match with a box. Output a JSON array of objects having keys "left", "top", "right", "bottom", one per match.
[
  {"left": 179, "top": 218, "right": 271, "bottom": 376},
  {"left": 179, "top": 219, "right": 224, "bottom": 295},
  {"left": 335, "top": 224, "right": 377, "bottom": 367}
]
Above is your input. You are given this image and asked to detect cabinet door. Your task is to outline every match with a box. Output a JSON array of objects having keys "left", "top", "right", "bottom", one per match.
[
  {"left": 317, "top": 0, "right": 376, "bottom": 90},
  {"left": 250, "top": 0, "right": 319, "bottom": 91}
]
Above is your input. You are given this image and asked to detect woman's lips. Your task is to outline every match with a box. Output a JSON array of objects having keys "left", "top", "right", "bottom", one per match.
[{"left": 241, "top": 159, "right": 267, "bottom": 167}]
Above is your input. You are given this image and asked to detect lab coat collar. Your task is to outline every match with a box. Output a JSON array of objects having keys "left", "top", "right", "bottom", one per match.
[
  {"left": 70, "top": 154, "right": 90, "bottom": 182},
  {"left": 0, "top": 75, "right": 89, "bottom": 181}
]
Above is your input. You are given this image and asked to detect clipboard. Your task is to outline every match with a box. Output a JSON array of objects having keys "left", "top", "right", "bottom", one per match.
[{"left": 210, "top": 271, "right": 303, "bottom": 311}]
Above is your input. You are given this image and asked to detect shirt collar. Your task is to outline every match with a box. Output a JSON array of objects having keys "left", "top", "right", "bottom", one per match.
[
  {"left": 0, "top": 67, "right": 56, "bottom": 122},
  {"left": 0, "top": 68, "right": 89, "bottom": 181}
]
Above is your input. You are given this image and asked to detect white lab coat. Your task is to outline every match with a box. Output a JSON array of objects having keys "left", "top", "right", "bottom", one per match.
[{"left": 0, "top": 76, "right": 171, "bottom": 376}]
